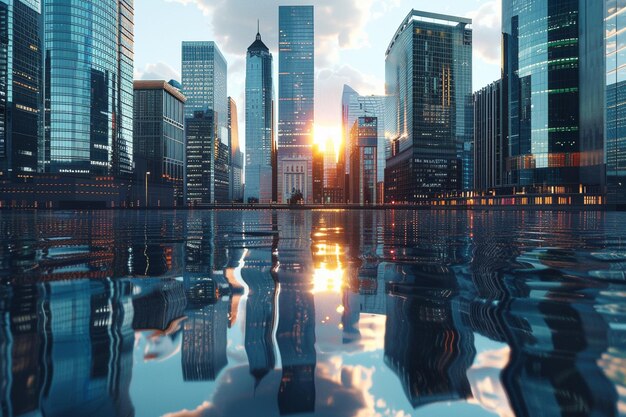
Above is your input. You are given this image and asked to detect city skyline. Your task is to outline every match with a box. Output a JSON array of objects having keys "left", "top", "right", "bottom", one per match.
[{"left": 134, "top": 0, "right": 501, "bottom": 149}]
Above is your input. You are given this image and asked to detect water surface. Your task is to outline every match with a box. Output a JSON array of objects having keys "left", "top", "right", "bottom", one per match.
[{"left": 1, "top": 210, "right": 625, "bottom": 417}]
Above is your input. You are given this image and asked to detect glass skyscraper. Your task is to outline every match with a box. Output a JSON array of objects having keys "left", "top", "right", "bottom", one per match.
[
  {"left": 0, "top": 0, "right": 43, "bottom": 179},
  {"left": 244, "top": 29, "right": 274, "bottom": 203},
  {"left": 43, "top": 0, "right": 134, "bottom": 177},
  {"left": 186, "top": 110, "right": 217, "bottom": 205},
  {"left": 385, "top": 10, "right": 473, "bottom": 203},
  {"left": 278, "top": 5, "right": 314, "bottom": 203},
  {"left": 181, "top": 41, "right": 228, "bottom": 152},
  {"left": 229, "top": 97, "right": 243, "bottom": 202},
  {"left": 503, "top": 0, "right": 605, "bottom": 191},
  {"left": 133, "top": 80, "right": 186, "bottom": 204},
  {"left": 607, "top": 0, "right": 626, "bottom": 205}
]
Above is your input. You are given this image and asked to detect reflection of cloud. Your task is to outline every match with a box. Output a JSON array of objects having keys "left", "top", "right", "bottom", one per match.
[
  {"left": 468, "top": 1, "right": 501, "bottom": 65},
  {"left": 162, "top": 362, "right": 382, "bottom": 417},
  {"left": 467, "top": 347, "right": 515, "bottom": 417}
]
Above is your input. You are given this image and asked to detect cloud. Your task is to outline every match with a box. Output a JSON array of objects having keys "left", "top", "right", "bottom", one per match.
[
  {"left": 165, "top": 0, "right": 374, "bottom": 68},
  {"left": 134, "top": 62, "right": 181, "bottom": 82},
  {"left": 468, "top": 1, "right": 502, "bottom": 65}
]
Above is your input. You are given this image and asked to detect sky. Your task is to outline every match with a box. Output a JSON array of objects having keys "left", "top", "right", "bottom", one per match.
[{"left": 134, "top": 0, "right": 502, "bottom": 149}]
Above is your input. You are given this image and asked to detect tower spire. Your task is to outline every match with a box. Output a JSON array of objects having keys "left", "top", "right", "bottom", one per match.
[{"left": 256, "top": 20, "right": 261, "bottom": 40}]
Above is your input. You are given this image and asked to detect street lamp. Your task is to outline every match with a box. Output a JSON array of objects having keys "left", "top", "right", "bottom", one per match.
[{"left": 145, "top": 171, "right": 151, "bottom": 208}]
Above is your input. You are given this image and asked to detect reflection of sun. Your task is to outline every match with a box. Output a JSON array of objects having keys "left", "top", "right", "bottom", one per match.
[{"left": 312, "top": 263, "right": 345, "bottom": 294}]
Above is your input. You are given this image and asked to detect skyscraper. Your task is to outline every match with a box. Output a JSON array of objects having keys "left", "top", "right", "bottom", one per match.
[
  {"left": 312, "top": 143, "right": 324, "bottom": 204},
  {"left": 133, "top": 80, "right": 186, "bottom": 206},
  {"left": 43, "top": 0, "right": 134, "bottom": 177},
  {"left": 606, "top": 1, "right": 626, "bottom": 206},
  {"left": 244, "top": 28, "right": 274, "bottom": 203},
  {"left": 341, "top": 86, "right": 387, "bottom": 203},
  {"left": 186, "top": 110, "right": 217, "bottom": 205},
  {"left": 182, "top": 41, "right": 230, "bottom": 203},
  {"left": 350, "top": 117, "right": 378, "bottom": 205},
  {"left": 385, "top": 10, "right": 472, "bottom": 202},
  {"left": 0, "top": 0, "right": 43, "bottom": 180},
  {"left": 503, "top": 0, "right": 605, "bottom": 191},
  {"left": 278, "top": 5, "right": 314, "bottom": 203},
  {"left": 228, "top": 97, "right": 243, "bottom": 202},
  {"left": 474, "top": 81, "right": 502, "bottom": 192}
]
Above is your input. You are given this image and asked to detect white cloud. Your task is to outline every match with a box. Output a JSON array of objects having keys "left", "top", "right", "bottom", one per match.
[
  {"left": 468, "top": 1, "right": 502, "bottom": 65},
  {"left": 134, "top": 62, "right": 181, "bottom": 82}
]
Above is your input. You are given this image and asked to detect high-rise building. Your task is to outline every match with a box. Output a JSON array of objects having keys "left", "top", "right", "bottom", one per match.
[
  {"left": 323, "top": 138, "right": 338, "bottom": 189},
  {"left": 474, "top": 81, "right": 502, "bottom": 192},
  {"left": 43, "top": 0, "right": 134, "bottom": 177},
  {"left": 312, "top": 143, "right": 324, "bottom": 204},
  {"left": 385, "top": 10, "right": 472, "bottom": 202},
  {"left": 341, "top": 87, "right": 387, "bottom": 203},
  {"left": 244, "top": 29, "right": 274, "bottom": 203},
  {"left": 133, "top": 80, "right": 186, "bottom": 206},
  {"left": 0, "top": 0, "right": 43, "bottom": 180},
  {"left": 606, "top": 1, "right": 626, "bottom": 206},
  {"left": 350, "top": 117, "right": 378, "bottom": 205},
  {"left": 182, "top": 41, "right": 230, "bottom": 202},
  {"left": 503, "top": 0, "right": 605, "bottom": 192},
  {"left": 228, "top": 97, "right": 243, "bottom": 202},
  {"left": 278, "top": 5, "right": 314, "bottom": 203},
  {"left": 186, "top": 110, "right": 217, "bottom": 205}
]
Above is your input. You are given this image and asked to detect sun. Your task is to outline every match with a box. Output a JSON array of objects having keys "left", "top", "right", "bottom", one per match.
[{"left": 313, "top": 124, "right": 342, "bottom": 156}]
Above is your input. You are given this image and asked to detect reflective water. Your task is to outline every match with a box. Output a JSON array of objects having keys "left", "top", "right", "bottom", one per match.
[{"left": 1, "top": 210, "right": 625, "bottom": 417}]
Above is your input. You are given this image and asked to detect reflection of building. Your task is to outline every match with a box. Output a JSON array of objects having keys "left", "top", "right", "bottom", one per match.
[
  {"left": 349, "top": 117, "right": 378, "bottom": 205},
  {"left": 241, "top": 244, "right": 278, "bottom": 386},
  {"left": 0, "top": 0, "right": 43, "bottom": 179},
  {"left": 276, "top": 212, "right": 316, "bottom": 415},
  {"left": 278, "top": 6, "right": 315, "bottom": 203},
  {"left": 44, "top": 0, "right": 134, "bottom": 177},
  {"left": 385, "top": 11, "right": 473, "bottom": 201},
  {"left": 244, "top": 29, "right": 274, "bottom": 203},
  {"left": 502, "top": 1, "right": 604, "bottom": 190},
  {"left": 384, "top": 267, "right": 475, "bottom": 408},
  {"left": 182, "top": 301, "right": 229, "bottom": 381}
]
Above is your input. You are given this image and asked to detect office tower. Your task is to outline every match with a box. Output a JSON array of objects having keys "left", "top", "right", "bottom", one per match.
[
  {"left": 312, "top": 144, "right": 324, "bottom": 203},
  {"left": 186, "top": 110, "right": 217, "bottom": 205},
  {"left": 503, "top": 1, "right": 605, "bottom": 192},
  {"left": 43, "top": 0, "right": 134, "bottom": 177},
  {"left": 0, "top": 0, "right": 43, "bottom": 180},
  {"left": 607, "top": 1, "right": 626, "bottom": 206},
  {"left": 474, "top": 81, "right": 502, "bottom": 191},
  {"left": 133, "top": 80, "right": 186, "bottom": 206},
  {"left": 278, "top": 5, "right": 314, "bottom": 203},
  {"left": 341, "top": 87, "right": 387, "bottom": 203},
  {"left": 244, "top": 28, "right": 274, "bottom": 203},
  {"left": 182, "top": 41, "right": 230, "bottom": 202},
  {"left": 228, "top": 97, "right": 243, "bottom": 202},
  {"left": 385, "top": 10, "right": 472, "bottom": 202},
  {"left": 349, "top": 117, "right": 378, "bottom": 205}
]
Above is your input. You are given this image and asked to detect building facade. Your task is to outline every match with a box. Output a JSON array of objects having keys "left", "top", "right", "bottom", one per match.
[
  {"left": 244, "top": 30, "right": 274, "bottom": 203},
  {"left": 186, "top": 110, "right": 217, "bottom": 205},
  {"left": 133, "top": 80, "right": 186, "bottom": 206},
  {"left": 43, "top": 0, "right": 134, "bottom": 177},
  {"left": 312, "top": 144, "right": 324, "bottom": 203},
  {"left": 474, "top": 80, "right": 502, "bottom": 192},
  {"left": 0, "top": 0, "right": 43, "bottom": 180},
  {"left": 278, "top": 5, "right": 314, "bottom": 203},
  {"left": 341, "top": 86, "right": 387, "bottom": 203},
  {"left": 503, "top": 0, "right": 605, "bottom": 192},
  {"left": 228, "top": 97, "right": 243, "bottom": 202},
  {"left": 350, "top": 117, "right": 378, "bottom": 205},
  {"left": 385, "top": 10, "right": 472, "bottom": 202},
  {"left": 607, "top": 0, "right": 626, "bottom": 206}
]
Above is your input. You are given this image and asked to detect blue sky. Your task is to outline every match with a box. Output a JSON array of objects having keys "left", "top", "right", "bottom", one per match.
[{"left": 135, "top": 0, "right": 501, "bottom": 145}]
